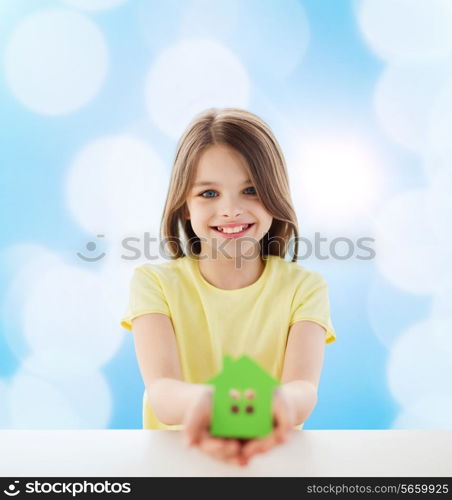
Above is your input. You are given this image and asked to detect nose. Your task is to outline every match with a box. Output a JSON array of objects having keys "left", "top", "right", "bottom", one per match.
[{"left": 218, "top": 194, "right": 244, "bottom": 218}]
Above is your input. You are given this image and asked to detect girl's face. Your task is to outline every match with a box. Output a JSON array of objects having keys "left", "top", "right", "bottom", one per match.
[{"left": 185, "top": 144, "right": 273, "bottom": 259}]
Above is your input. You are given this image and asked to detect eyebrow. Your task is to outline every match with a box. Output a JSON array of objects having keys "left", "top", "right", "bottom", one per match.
[{"left": 192, "top": 178, "right": 252, "bottom": 188}]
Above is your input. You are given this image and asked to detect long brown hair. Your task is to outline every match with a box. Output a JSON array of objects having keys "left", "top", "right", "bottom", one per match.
[{"left": 160, "top": 107, "right": 299, "bottom": 262}]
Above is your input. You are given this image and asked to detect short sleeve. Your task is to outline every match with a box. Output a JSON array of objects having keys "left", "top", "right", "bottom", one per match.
[
  {"left": 289, "top": 273, "right": 336, "bottom": 345},
  {"left": 120, "top": 266, "right": 171, "bottom": 331}
]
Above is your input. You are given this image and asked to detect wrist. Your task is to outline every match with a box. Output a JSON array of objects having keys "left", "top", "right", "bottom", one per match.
[
  {"left": 193, "top": 383, "right": 213, "bottom": 404},
  {"left": 280, "top": 381, "right": 318, "bottom": 426},
  {"left": 277, "top": 385, "right": 298, "bottom": 419},
  {"left": 201, "top": 384, "right": 213, "bottom": 397}
]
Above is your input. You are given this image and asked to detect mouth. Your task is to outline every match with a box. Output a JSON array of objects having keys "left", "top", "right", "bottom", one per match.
[{"left": 210, "top": 223, "right": 255, "bottom": 238}]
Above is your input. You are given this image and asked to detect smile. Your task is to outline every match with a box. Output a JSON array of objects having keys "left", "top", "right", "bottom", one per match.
[{"left": 211, "top": 223, "right": 255, "bottom": 238}]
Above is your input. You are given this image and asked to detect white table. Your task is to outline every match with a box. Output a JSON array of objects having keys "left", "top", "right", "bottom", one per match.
[{"left": 0, "top": 430, "right": 451, "bottom": 477}]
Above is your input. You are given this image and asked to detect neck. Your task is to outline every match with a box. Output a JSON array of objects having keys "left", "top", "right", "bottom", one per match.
[{"left": 196, "top": 252, "right": 266, "bottom": 290}]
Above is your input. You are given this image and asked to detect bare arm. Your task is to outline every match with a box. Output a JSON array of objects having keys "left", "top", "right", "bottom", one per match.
[
  {"left": 280, "top": 320, "right": 326, "bottom": 426},
  {"left": 132, "top": 313, "right": 211, "bottom": 426}
]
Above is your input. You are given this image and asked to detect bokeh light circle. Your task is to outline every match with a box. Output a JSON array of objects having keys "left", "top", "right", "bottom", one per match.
[{"left": 4, "top": 9, "right": 108, "bottom": 115}]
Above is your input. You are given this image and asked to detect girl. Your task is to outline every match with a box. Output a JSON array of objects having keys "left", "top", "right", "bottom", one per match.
[{"left": 120, "top": 108, "right": 336, "bottom": 467}]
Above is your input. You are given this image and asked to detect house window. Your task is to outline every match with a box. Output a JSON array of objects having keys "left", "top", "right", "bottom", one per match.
[
  {"left": 244, "top": 389, "right": 256, "bottom": 400},
  {"left": 229, "top": 388, "right": 240, "bottom": 400},
  {"left": 229, "top": 388, "right": 256, "bottom": 414}
]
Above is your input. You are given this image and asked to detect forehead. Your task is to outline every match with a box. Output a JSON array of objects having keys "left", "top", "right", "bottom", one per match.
[{"left": 194, "top": 145, "right": 249, "bottom": 180}]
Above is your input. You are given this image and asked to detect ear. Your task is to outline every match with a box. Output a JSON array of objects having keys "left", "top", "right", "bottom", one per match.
[{"left": 183, "top": 205, "right": 190, "bottom": 220}]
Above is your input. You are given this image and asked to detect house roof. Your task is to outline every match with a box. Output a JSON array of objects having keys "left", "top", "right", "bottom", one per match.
[{"left": 207, "top": 354, "right": 280, "bottom": 387}]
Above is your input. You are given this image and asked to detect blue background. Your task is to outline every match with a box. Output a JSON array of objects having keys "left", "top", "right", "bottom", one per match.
[{"left": 1, "top": 0, "right": 448, "bottom": 430}]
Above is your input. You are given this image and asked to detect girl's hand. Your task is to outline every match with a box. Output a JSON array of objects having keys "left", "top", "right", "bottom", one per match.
[
  {"left": 183, "top": 385, "right": 297, "bottom": 466},
  {"left": 240, "top": 386, "right": 298, "bottom": 463},
  {"left": 183, "top": 385, "right": 245, "bottom": 466}
]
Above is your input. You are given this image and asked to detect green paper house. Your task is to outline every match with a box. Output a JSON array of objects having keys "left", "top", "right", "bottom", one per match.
[{"left": 205, "top": 355, "right": 280, "bottom": 439}]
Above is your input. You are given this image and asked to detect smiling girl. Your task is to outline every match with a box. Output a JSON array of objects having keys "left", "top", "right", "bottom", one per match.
[{"left": 120, "top": 108, "right": 336, "bottom": 466}]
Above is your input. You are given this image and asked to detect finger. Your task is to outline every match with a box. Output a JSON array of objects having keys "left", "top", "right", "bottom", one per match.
[
  {"left": 274, "top": 405, "right": 292, "bottom": 443},
  {"left": 203, "top": 437, "right": 243, "bottom": 464},
  {"left": 206, "top": 439, "right": 240, "bottom": 463},
  {"left": 223, "top": 439, "right": 241, "bottom": 458},
  {"left": 200, "top": 435, "right": 224, "bottom": 454},
  {"left": 184, "top": 407, "right": 210, "bottom": 447},
  {"left": 274, "top": 414, "right": 289, "bottom": 443},
  {"left": 184, "top": 425, "right": 203, "bottom": 447},
  {"left": 242, "top": 433, "right": 280, "bottom": 459},
  {"left": 225, "top": 455, "right": 243, "bottom": 466},
  {"left": 260, "top": 434, "right": 278, "bottom": 453},
  {"left": 212, "top": 438, "right": 240, "bottom": 461},
  {"left": 241, "top": 437, "right": 266, "bottom": 459},
  {"left": 199, "top": 439, "right": 221, "bottom": 461},
  {"left": 184, "top": 419, "right": 203, "bottom": 447},
  {"left": 186, "top": 428, "right": 210, "bottom": 453},
  {"left": 199, "top": 436, "right": 236, "bottom": 463},
  {"left": 261, "top": 433, "right": 279, "bottom": 452}
]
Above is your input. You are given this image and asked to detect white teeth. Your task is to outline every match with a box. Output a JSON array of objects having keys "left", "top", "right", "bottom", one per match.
[{"left": 216, "top": 224, "right": 249, "bottom": 234}]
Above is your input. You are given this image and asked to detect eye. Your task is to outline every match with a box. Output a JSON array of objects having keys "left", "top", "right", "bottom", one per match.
[
  {"left": 199, "top": 189, "right": 217, "bottom": 198},
  {"left": 199, "top": 186, "right": 257, "bottom": 198}
]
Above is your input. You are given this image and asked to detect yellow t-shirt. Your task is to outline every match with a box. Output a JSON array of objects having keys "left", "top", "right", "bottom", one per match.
[{"left": 120, "top": 254, "right": 336, "bottom": 430}]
